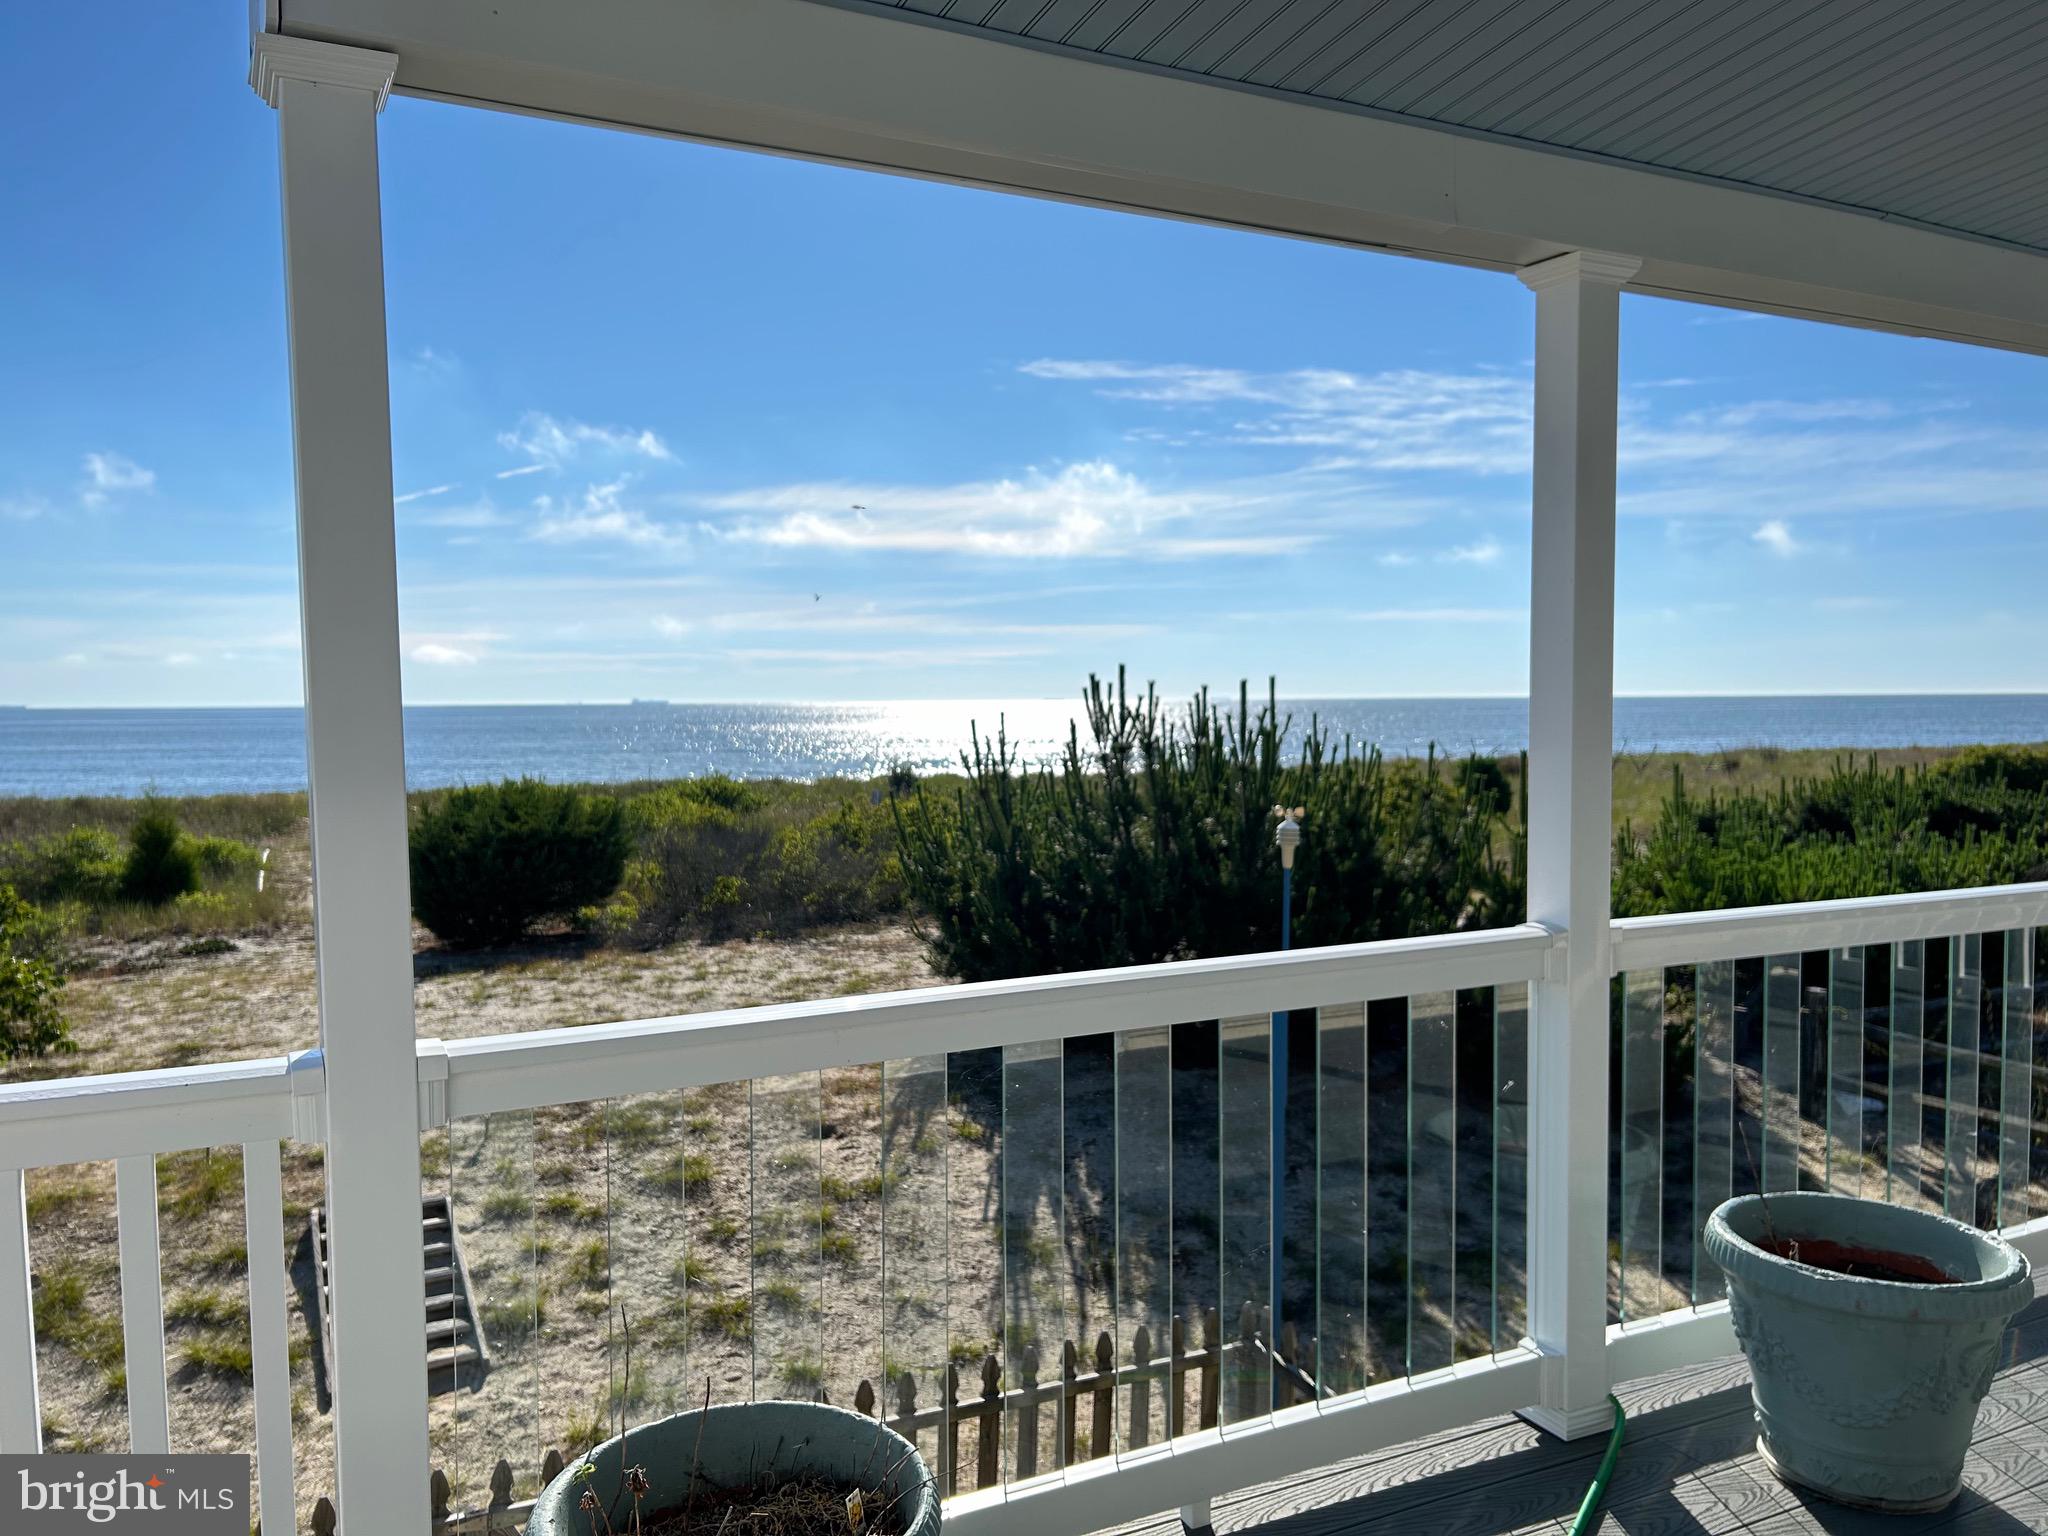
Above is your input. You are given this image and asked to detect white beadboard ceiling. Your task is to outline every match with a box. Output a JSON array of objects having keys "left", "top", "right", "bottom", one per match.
[{"left": 835, "top": 0, "right": 2048, "bottom": 254}]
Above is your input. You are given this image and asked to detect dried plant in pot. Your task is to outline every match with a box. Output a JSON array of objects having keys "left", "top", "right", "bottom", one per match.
[
  {"left": 527, "top": 1398, "right": 940, "bottom": 1536},
  {"left": 1705, "top": 1192, "right": 2032, "bottom": 1514}
]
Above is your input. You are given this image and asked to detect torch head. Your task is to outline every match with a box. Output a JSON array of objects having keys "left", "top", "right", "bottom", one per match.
[{"left": 1273, "top": 804, "right": 1304, "bottom": 869}]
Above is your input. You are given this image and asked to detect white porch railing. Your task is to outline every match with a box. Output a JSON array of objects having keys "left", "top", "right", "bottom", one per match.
[
  {"left": 0, "top": 1050, "right": 314, "bottom": 1534},
  {"left": 3, "top": 883, "right": 2046, "bottom": 1534}
]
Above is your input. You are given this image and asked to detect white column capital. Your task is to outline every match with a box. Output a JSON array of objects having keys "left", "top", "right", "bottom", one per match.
[
  {"left": 249, "top": 34, "right": 397, "bottom": 111},
  {"left": 1517, "top": 250, "right": 1642, "bottom": 292}
]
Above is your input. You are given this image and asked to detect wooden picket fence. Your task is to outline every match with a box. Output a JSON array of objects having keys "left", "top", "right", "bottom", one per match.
[{"left": 304, "top": 1303, "right": 1312, "bottom": 1534}]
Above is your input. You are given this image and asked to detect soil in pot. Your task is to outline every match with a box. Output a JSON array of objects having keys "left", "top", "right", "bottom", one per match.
[
  {"left": 632, "top": 1474, "right": 922, "bottom": 1536},
  {"left": 1753, "top": 1236, "right": 1959, "bottom": 1284}
]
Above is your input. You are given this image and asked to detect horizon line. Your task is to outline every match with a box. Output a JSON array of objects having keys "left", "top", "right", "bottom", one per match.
[{"left": 8, "top": 689, "right": 2048, "bottom": 711}]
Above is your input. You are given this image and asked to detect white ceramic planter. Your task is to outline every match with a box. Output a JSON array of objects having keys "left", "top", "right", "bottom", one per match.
[
  {"left": 1705, "top": 1192, "right": 2032, "bottom": 1513},
  {"left": 527, "top": 1401, "right": 940, "bottom": 1536}
]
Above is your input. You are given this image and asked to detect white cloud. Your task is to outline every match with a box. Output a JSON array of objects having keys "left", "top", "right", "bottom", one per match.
[
  {"left": 702, "top": 461, "right": 1315, "bottom": 561},
  {"left": 653, "top": 615, "right": 689, "bottom": 637},
  {"left": 1, "top": 494, "right": 48, "bottom": 521},
  {"left": 498, "top": 412, "right": 673, "bottom": 472},
  {"left": 1375, "top": 551, "right": 1417, "bottom": 567},
  {"left": 1354, "top": 608, "right": 1526, "bottom": 623},
  {"left": 1020, "top": 359, "right": 1533, "bottom": 475},
  {"left": 395, "top": 483, "right": 458, "bottom": 505},
  {"left": 416, "top": 500, "right": 509, "bottom": 530},
  {"left": 81, "top": 452, "right": 154, "bottom": 508},
  {"left": 1025, "top": 355, "right": 2047, "bottom": 545},
  {"left": 1443, "top": 538, "right": 1503, "bottom": 565},
  {"left": 1686, "top": 398, "right": 1900, "bottom": 430},
  {"left": 410, "top": 643, "right": 478, "bottom": 666},
  {"left": 496, "top": 464, "right": 549, "bottom": 480},
  {"left": 1752, "top": 519, "right": 1801, "bottom": 557},
  {"left": 532, "top": 481, "right": 687, "bottom": 554},
  {"left": 163, "top": 651, "right": 196, "bottom": 666},
  {"left": 724, "top": 645, "right": 1052, "bottom": 666}
]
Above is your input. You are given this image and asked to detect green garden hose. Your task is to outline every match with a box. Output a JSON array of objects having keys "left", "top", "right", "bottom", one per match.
[{"left": 1567, "top": 1396, "right": 1626, "bottom": 1536}]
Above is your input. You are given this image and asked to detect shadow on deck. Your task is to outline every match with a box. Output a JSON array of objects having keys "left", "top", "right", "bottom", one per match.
[{"left": 1105, "top": 1288, "right": 2048, "bottom": 1536}]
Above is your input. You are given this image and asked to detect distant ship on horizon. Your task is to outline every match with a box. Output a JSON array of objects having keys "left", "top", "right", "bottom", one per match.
[{"left": 628, "top": 698, "right": 670, "bottom": 707}]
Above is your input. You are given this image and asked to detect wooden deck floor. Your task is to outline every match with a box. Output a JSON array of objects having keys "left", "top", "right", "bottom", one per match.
[{"left": 1106, "top": 1289, "right": 2048, "bottom": 1536}]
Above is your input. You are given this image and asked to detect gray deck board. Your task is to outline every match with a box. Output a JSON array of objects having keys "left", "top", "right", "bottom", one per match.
[{"left": 1099, "top": 1290, "right": 2048, "bottom": 1536}]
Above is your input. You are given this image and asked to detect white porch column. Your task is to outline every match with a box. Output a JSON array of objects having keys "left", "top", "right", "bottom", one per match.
[
  {"left": 1517, "top": 249, "right": 1639, "bottom": 1440},
  {"left": 252, "top": 34, "right": 428, "bottom": 1529}
]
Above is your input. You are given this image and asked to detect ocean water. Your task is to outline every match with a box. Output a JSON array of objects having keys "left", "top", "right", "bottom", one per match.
[{"left": 2, "top": 695, "right": 2047, "bottom": 798}]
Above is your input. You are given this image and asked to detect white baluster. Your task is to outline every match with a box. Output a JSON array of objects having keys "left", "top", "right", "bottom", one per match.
[
  {"left": 0, "top": 1168, "right": 40, "bottom": 1451},
  {"left": 244, "top": 1141, "right": 296, "bottom": 1536},
  {"left": 116, "top": 1154, "right": 170, "bottom": 1452}
]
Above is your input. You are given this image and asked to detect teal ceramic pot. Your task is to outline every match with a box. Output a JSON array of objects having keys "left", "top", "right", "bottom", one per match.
[
  {"left": 527, "top": 1401, "right": 940, "bottom": 1536},
  {"left": 1705, "top": 1193, "right": 2032, "bottom": 1513}
]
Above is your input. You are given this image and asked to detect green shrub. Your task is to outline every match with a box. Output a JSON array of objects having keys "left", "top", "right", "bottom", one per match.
[
  {"left": 408, "top": 779, "right": 630, "bottom": 947},
  {"left": 0, "top": 885, "right": 71, "bottom": 1061},
  {"left": 184, "top": 835, "right": 260, "bottom": 883},
  {"left": 894, "top": 672, "right": 1521, "bottom": 982},
  {"left": 628, "top": 786, "right": 905, "bottom": 944},
  {"left": 120, "top": 804, "right": 199, "bottom": 906},
  {"left": 1612, "top": 755, "right": 2048, "bottom": 917},
  {"left": 1, "top": 827, "right": 123, "bottom": 907}
]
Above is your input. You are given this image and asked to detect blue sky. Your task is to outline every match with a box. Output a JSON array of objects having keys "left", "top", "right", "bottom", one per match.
[{"left": 3, "top": 5, "right": 2045, "bottom": 709}]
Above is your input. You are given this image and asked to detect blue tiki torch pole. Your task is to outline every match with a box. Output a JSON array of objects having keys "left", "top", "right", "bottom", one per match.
[{"left": 1271, "top": 805, "right": 1303, "bottom": 1362}]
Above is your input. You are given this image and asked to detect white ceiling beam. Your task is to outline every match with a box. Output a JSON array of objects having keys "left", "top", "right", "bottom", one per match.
[{"left": 271, "top": 0, "right": 2048, "bottom": 353}]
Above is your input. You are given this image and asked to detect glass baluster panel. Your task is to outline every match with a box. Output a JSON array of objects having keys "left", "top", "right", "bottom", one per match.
[
  {"left": 1864, "top": 946, "right": 1893, "bottom": 1201},
  {"left": 1364, "top": 999, "right": 1408, "bottom": 1380},
  {"left": 1493, "top": 982, "right": 1529, "bottom": 1356},
  {"left": 1763, "top": 955, "right": 1801, "bottom": 1194},
  {"left": 677, "top": 1082, "right": 747, "bottom": 1408},
  {"left": 537, "top": 1104, "right": 614, "bottom": 1446},
  {"left": 605, "top": 1092, "right": 691, "bottom": 1426},
  {"left": 1620, "top": 968, "right": 1664, "bottom": 1322},
  {"left": 1797, "top": 957, "right": 1829, "bottom": 1191},
  {"left": 1948, "top": 935, "right": 1984, "bottom": 1225},
  {"left": 448, "top": 1110, "right": 540, "bottom": 1503},
  {"left": 1169, "top": 1020, "right": 1220, "bottom": 1425},
  {"left": 1115, "top": 1025, "right": 1173, "bottom": 1446},
  {"left": 1730, "top": 958, "right": 1765, "bottom": 1203},
  {"left": 1064, "top": 1035, "right": 1116, "bottom": 1460},
  {"left": 1452, "top": 990, "right": 1492, "bottom": 1362},
  {"left": 2034, "top": 930, "right": 2048, "bottom": 1221},
  {"left": 944, "top": 1045, "right": 1002, "bottom": 1484},
  {"left": 1890, "top": 942, "right": 1926, "bottom": 1210},
  {"left": 751, "top": 1071, "right": 823, "bottom": 1401},
  {"left": 1407, "top": 990, "right": 1455, "bottom": 1373},
  {"left": 1921, "top": 938, "right": 1951, "bottom": 1218},
  {"left": 1002, "top": 1039, "right": 1064, "bottom": 1481},
  {"left": 1217, "top": 1013, "right": 1271, "bottom": 1421},
  {"left": 820, "top": 1065, "right": 882, "bottom": 1414},
  {"left": 1314, "top": 1003, "right": 1366, "bottom": 1395},
  {"left": 2003, "top": 930, "right": 2035, "bottom": 1230},
  {"left": 1661, "top": 968, "right": 1696, "bottom": 1307},
  {"left": 880, "top": 1054, "right": 949, "bottom": 1478},
  {"left": 1280, "top": 1009, "right": 1317, "bottom": 1395},
  {"left": 1693, "top": 961, "right": 1735, "bottom": 1304},
  {"left": 1828, "top": 947, "right": 1866, "bottom": 1196},
  {"left": 1981, "top": 934, "right": 2009, "bottom": 1231}
]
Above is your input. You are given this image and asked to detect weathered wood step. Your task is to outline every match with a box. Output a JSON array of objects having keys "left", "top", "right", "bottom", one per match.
[{"left": 310, "top": 1197, "right": 491, "bottom": 1396}]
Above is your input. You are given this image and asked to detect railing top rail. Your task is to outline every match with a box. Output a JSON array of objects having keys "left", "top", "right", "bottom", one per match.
[
  {"left": 0, "top": 1053, "right": 301, "bottom": 1171},
  {"left": 1608, "top": 879, "right": 2048, "bottom": 976},
  {"left": 16, "top": 874, "right": 2045, "bottom": 1161},
  {"left": 435, "top": 921, "right": 1557, "bottom": 1121}
]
